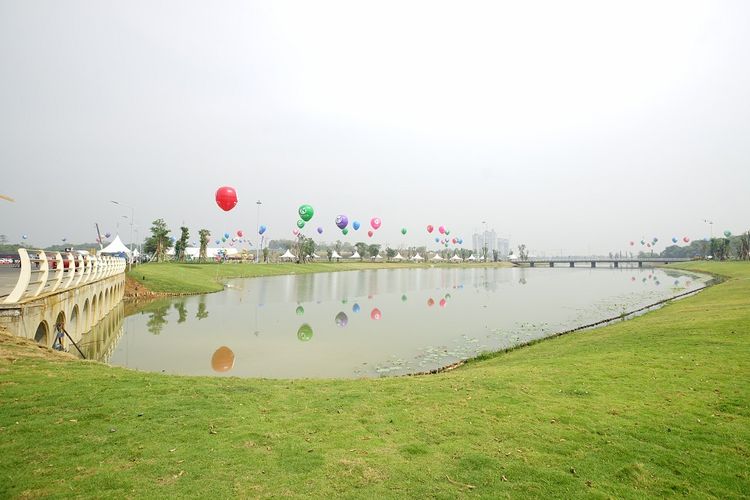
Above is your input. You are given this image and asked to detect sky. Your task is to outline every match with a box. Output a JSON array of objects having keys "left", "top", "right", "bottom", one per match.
[{"left": 1, "top": 0, "right": 749, "bottom": 255}]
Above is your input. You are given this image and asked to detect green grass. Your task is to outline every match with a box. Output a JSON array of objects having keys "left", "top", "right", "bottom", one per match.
[
  {"left": 1, "top": 261, "right": 749, "bottom": 498},
  {"left": 127, "top": 261, "right": 512, "bottom": 294}
]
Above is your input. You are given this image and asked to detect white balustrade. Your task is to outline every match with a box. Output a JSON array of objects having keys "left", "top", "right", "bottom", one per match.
[{"left": 1, "top": 248, "right": 127, "bottom": 304}]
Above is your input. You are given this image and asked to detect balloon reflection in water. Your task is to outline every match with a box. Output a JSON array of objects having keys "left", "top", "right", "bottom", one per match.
[
  {"left": 211, "top": 346, "right": 235, "bottom": 372},
  {"left": 335, "top": 312, "right": 349, "bottom": 327},
  {"left": 297, "top": 324, "right": 313, "bottom": 341},
  {"left": 352, "top": 303, "right": 361, "bottom": 313},
  {"left": 427, "top": 298, "right": 435, "bottom": 307},
  {"left": 439, "top": 298, "right": 447, "bottom": 308},
  {"left": 295, "top": 305, "right": 305, "bottom": 316},
  {"left": 370, "top": 308, "right": 382, "bottom": 320},
  {"left": 401, "top": 294, "right": 407, "bottom": 302}
]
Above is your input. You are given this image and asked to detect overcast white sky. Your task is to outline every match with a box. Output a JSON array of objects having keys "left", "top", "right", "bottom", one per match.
[{"left": 1, "top": 0, "right": 749, "bottom": 254}]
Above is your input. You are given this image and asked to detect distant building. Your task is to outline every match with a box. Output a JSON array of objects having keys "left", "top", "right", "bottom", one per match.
[
  {"left": 497, "top": 238, "right": 510, "bottom": 257},
  {"left": 471, "top": 230, "right": 510, "bottom": 258}
]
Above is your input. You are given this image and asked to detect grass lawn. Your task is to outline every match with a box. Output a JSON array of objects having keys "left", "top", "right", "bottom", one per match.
[
  {"left": 1, "top": 261, "right": 749, "bottom": 498},
  {"left": 127, "top": 261, "right": 512, "bottom": 294}
]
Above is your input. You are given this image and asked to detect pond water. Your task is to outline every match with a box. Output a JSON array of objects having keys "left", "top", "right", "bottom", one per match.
[{"left": 101, "top": 267, "right": 708, "bottom": 378}]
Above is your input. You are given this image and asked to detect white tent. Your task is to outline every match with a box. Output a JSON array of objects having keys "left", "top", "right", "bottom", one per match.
[
  {"left": 450, "top": 253, "right": 463, "bottom": 262},
  {"left": 393, "top": 253, "right": 404, "bottom": 260},
  {"left": 331, "top": 250, "right": 342, "bottom": 259},
  {"left": 411, "top": 253, "right": 424, "bottom": 261},
  {"left": 467, "top": 254, "right": 476, "bottom": 261},
  {"left": 373, "top": 253, "right": 383, "bottom": 260},
  {"left": 280, "top": 249, "right": 296, "bottom": 260},
  {"left": 99, "top": 235, "right": 131, "bottom": 256},
  {"left": 349, "top": 251, "right": 361, "bottom": 259},
  {"left": 431, "top": 254, "right": 444, "bottom": 261}
]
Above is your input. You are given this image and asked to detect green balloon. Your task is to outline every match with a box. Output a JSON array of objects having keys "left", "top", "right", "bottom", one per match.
[
  {"left": 342, "top": 228, "right": 349, "bottom": 235},
  {"left": 297, "top": 219, "right": 305, "bottom": 229},
  {"left": 297, "top": 323, "right": 313, "bottom": 341},
  {"left": 724, "top": 230, "right": 732, "bottom": 238},
  {"left": 298, "top": 204, "right": 314, "bottom": 222},
  {"left": 401, "top": 228, "right": 407, "bottom": 235},
  {"left": 401, "top": 294, "right": 407, "bottom": 302},
  {"left": 295, "top": 305, "right": 304, "bottom": 316},
  {"left": 445, "top": 230, "right": 450, "bottom": 235}
]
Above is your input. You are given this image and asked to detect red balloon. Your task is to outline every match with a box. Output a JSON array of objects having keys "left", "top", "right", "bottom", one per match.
[
  {"left": 370, "top": 308, "right": 382, "bottom": 320},
  {"left": 683, "top": 236, "right": 690, "bottom": 243},
  {"left": 427, "top": 298, "right": 435, "bottom": 307},
  {"left": 237, "top": 230, "right": 243, "bottom": 237},
  {"left": 367, "top": 230, "right": 374, "bottom": 237},
  {"left": 426, "top": 225, "right": 434, "bottom": 233},
  {"left": 215, "top": 186, "right": 238, "bottom": 211},
  {"left": 439, "top": 298, "right": 446, "bottom": 308}
]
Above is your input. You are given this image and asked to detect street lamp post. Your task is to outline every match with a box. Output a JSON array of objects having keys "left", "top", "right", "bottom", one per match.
[
  {"left": 111, "top": 200, "right": 135, "bottom": 269},
  {"left": 482, "top": 221, "right": 487, "bottom": 261},
  {"left": 256, "top": 200, "right": 262, "bottom": 263}
]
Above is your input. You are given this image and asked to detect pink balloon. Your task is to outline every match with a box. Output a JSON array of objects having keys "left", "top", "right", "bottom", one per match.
[
  {"left": 292, "top": 229, "right": 299, "bottom": 235},
  {"left": 367, "top": 230, "right": 374, "bottom": 238},
  {"left": 370, "top": 308, "right": 382, "bottom": 320},
  {"left": 370, "top": 217, "right": 382, "bottom": 230},
  {"left": 438, "top": 226, "right": 445, "bottom": 234},
  {"left": 439, "top": 298, "right": 446, "bottom": 308},
  {"left": 683, "top": 236, "right": 690, "bottom": 243},
  {"left": 237, "top": 230, "right": 243, "bottom": 237}
]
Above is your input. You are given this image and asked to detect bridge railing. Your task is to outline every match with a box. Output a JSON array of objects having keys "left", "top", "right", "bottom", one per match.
[{"left": 1, "top": 248, "right": 127, "bottom": 305}]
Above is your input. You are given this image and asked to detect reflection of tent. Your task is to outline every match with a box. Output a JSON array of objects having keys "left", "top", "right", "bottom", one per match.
[
  {"left": 450, "top": 253, "right": 463, "bottom": 262},
  {"left": 331, "top": 250, "right": 342, "bottom": 259},
  {"left": 431, "top": 254, "right": 444, "bottom": 261},
  {"left": 393, "top": 253, "right": 404, "bottom": 260},
  {"left": 99, "top": 235, "right": 131, "bottom": 256},
  {"left": 280, "top": 249, "right": 296, "bottom": 260},
  {"left": 349, "top": 251, "right": 361, "bottom": 259},
  {"left": 467, "top": 254, "right": 476, "bottom": 261},
  {"left": 411, "top": 253, "right": 424, "bottom": 261}
]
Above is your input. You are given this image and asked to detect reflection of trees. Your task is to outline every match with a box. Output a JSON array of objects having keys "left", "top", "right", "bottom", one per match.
[
  {"left": 146, "top": 302, "right": 170, "bottom": 335},
  {"left": 174, "top": 301, "right": 187, "bottom": 323},
  {"left": 196, "top": 297, "right": 209, "bottom": 320}
]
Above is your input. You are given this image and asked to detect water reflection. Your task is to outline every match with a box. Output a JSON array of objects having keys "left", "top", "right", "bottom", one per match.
[
  {"left": 211, "top": 346, "right": 235, "bottom": 372},
  {"left": 106, "top": 267, "right": 710, "bottom": 378},
  {"left": 79, "top": 302, "right": 125, "bottom": 362}
]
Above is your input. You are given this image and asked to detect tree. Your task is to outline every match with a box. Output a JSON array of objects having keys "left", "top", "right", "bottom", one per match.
[
  {"left": 263, "top": 247, "right": 269, "bottom": 263},
  {"left": 144, "top": 219, "right": 172, "bottom": 262},
  {"left": 174, "top": 226, "right": 189, "bottom": 261},
  {"left": 354, "top": 242, "right": 368, "bottom": 261},
  {"left": 517, "top": 244, "right": 528, "bottom": 260},
  {"left": 737, "top": 231, "right": 750, "bottom": 260},
  {"left": 492, "top": 249, "right": 499, "bottom": 262},
  {"left": 198, "top": 229, "right": 211, "bottom": 262},
  {"left": 327, "top": 249, "right": 333, "bottom": 262},
  {"left": 300, "top": 237, "right": 316, "bottom": 263},
  {"left": 367, "top": 244, "right": 381, "bottom": 259},
  {"left": 385, "top": 247, "right": 396, "bottom": 261}
]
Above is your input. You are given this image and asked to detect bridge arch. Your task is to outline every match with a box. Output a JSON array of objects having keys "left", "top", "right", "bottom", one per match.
[
  {"left": 34, "top": 320, "right": 49, "bottom": 345},
  {"left": 82, "top": 298, "right": 90, "bottom": 333},
  {"left": 98, "top": 291, "right": 104, "bottom": 318},
  {"left": 91, "top": 295, "right": 99, "bottom": 327},
  {"left": 70, "top": 304, "right": 80, "bottom": 337}
]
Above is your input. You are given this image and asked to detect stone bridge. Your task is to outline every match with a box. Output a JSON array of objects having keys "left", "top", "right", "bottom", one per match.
[{"left": 0, "top": 248, "right": 126, "bottom": 351}]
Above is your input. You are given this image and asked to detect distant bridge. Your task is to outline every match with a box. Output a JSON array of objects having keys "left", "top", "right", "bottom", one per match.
[
  {"left": 512, "top": 257, "right": 692, "bottom": 268},
  {"left": 0, "top": 248, "right": 126, "bottom": 350}
]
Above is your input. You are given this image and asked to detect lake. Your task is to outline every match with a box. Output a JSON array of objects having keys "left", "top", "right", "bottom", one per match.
[{"left": 94, "top": 267, "right": 709, "bottom": 378}]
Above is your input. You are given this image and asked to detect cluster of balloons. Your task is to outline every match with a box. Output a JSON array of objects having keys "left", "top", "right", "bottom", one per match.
[{"left": 426, "top": 225, "right": 463, "bottom": 247}]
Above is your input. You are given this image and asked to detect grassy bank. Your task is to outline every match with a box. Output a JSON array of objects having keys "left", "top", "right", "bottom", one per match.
[
  {"left": 1, "top": 262, "right": 749, "bottom": 498},
  {"left": 127, "top": 261, "right": 513, "bottom": 294}
]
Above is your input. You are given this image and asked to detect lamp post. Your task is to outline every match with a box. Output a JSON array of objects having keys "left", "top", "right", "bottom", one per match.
[
  {"left": 482, "top": 221, "right": 487, "bottom": 262},
  {"left": 704, "top": 219, "right": 714, "bottom": 258},
  {"left": 256, "top": 200, "right": 262, "bottom": 263},
  {"left": 111, "top": 200, "right": 134, "bottom": 269}
]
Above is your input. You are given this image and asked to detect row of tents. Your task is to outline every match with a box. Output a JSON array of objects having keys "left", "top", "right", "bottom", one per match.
[{"left": 279, "top": 249, "right": 481, "bottom": 262}]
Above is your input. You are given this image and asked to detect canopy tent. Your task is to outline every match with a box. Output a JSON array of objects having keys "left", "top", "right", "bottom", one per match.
[
  {"left": 466, "top": 254, "right": 476, "bottom": 261},
  {"left": 393, "top": 253, "right": 404, "bottom": 260},
  {"left": 308, "top": 252, "right": 318, "bottom": 259},
  {"left": 411, "top": 253, "right": 424, "bottom": 261},
  {"left": 373, "top": 253, "right": 383, "bottom": 260},
  {"left": 98, "top": 235, "right": 131, "bottom": 256},
  {"left": 349, "top": 251, "right": 361, "bottom": 259},
  {"left": 450, "top": 253, "right": 463, "bottom": 262},
  {"left": 431, "top": 254, "right": 444, "bottom": 261},
  {"left": 331, "top": 250, "right": 342, "bottom": 259},
  {"left": 280, "top": 249, "right": 296, "bottom": 260}
]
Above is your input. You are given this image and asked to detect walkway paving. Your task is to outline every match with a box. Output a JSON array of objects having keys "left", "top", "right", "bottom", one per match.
[{"left": 0, "top": 266, "right": 21, "bottom": 297}]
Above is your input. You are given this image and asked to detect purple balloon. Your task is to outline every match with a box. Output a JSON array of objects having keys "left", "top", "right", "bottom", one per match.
[
  {"left": 335, "top": 215, "right": 349, "bottom": 230},
  {"left": 317, "top": 227, "right": 323, "bottom": 234}
]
